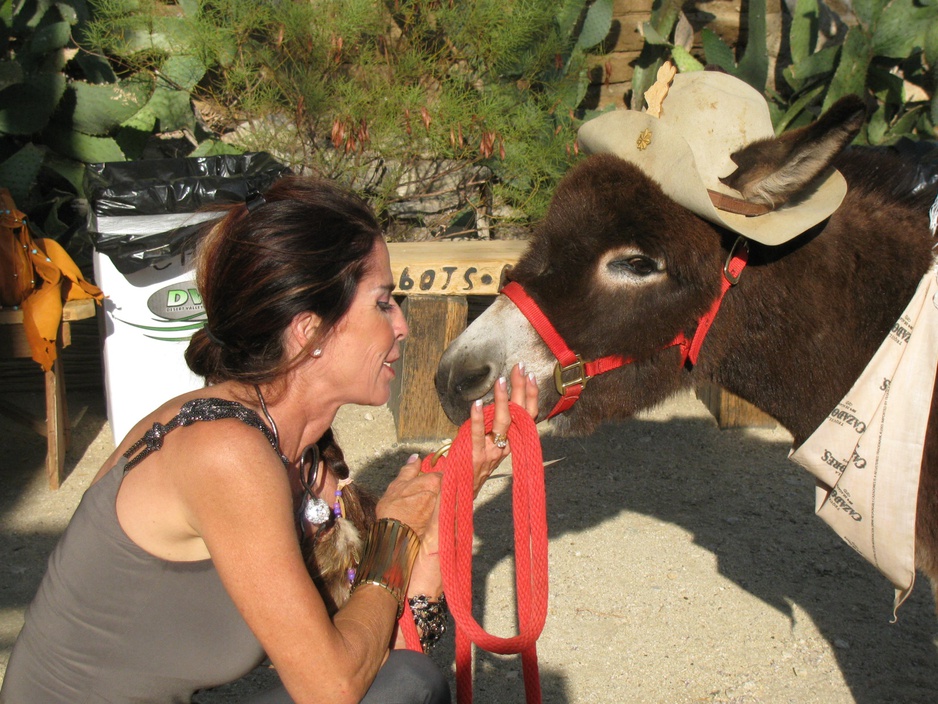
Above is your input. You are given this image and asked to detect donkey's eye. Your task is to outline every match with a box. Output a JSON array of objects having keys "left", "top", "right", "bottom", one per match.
[
  {"left": 598, "top": 248, "right": 665, "bottom": 286},
  {"left": 608, "top": 256, "right": 659, "bottom": 277}
]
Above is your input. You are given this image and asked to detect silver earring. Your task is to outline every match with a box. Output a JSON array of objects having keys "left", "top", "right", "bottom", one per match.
[{"left": 311, "top": 348, "right": 322, "bottom": 358}]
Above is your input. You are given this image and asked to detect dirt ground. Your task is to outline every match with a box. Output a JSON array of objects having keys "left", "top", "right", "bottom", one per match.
[{"left": 2, "top": 385, "right": 937, "bottom": 703}]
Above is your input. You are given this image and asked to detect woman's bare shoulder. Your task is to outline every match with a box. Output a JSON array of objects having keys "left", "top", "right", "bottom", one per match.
[
  {"left": 110, "top": 393, "right": 292, "bottom": 561},
  {"left": 97, "top": 386, "right": 277, "bottom": 483}
]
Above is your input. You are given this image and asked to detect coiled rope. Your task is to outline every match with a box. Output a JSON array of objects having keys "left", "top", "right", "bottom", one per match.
[{"left": 399, "top": 402, "right": 548, "bottom": 704}]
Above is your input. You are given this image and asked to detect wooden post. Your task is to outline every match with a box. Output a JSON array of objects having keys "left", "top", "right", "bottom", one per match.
[
  {"left": 389, "top": 295, "right": 467, "bottom": 442},
  {"left": 696, "top": 382, "right": 777, "bottom": 429},
  {"left": 384, "top": 241, "right": 524, "bottom": 442}
]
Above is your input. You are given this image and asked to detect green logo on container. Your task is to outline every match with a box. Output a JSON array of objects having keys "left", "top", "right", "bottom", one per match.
[
  {"left": 148, "top": 283, "right": 206, "bottom": 320},
  {"left": 114, "top": 281, "right": 208, "bottom": 341}
]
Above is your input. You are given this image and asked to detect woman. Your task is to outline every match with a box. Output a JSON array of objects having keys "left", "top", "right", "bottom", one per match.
[{"left": 0, "top": 177, "right": 538, "bottom": 703}]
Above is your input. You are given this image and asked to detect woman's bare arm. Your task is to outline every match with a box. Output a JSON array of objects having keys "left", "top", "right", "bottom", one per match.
[{"left": 182, "top": 425, "right": 439, "bottom": 704}]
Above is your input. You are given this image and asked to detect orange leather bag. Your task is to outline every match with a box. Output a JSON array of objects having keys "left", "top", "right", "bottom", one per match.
[
  {"left": 0, "top": 189, "right": 36, "bottom": 307},
  {"left": 1, "top": 188, "right": 104, "bottom": 370}
]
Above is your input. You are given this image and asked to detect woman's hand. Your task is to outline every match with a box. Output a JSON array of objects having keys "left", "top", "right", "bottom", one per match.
[
  {"left": 375, "top": 455, "right": 442, "bottom": 542},
  {"left": 395, "top": 363, "right": 539, "bottom": 633},
  {"left": 400, "top": 363, "right": 539, "bottom": 563},
  {"left": 469, "top": 361, "right": 539, "bottom": 498}
]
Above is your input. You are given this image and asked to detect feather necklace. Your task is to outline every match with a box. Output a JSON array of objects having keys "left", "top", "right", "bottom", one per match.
[{"left": 254, "top": 384, "right": 372, "bottom": 612}]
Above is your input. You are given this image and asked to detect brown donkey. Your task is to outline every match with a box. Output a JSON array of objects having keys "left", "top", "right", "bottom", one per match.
[{"left": 436, "top": 70, "right": 938, "bottom": 611}]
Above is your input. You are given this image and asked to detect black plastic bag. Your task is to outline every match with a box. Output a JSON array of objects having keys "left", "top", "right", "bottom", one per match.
[{"left": 85, "top": 153, "right": 291, "bottom": 274}]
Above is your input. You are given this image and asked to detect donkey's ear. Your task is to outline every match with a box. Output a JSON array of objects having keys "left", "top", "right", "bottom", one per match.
[{"left": 719, "top": 95, "right": 866, "bottom": 208}]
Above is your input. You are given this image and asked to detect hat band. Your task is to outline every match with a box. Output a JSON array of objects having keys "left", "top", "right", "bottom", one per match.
[{"left": 707, "top": 190, "right": 773, "bottom": 217}]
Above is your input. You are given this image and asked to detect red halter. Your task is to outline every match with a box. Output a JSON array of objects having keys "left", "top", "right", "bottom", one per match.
[{"left": 501, "top": 238, "right": 749, "bottom": 419}]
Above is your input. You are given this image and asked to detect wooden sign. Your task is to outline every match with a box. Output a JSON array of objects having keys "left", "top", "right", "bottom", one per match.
[{"left": 387, "top": 240, "right": 527, "bottom": 296}]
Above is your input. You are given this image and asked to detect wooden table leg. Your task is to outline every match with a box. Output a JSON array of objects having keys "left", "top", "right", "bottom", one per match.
[
  {"left": 44, "top": 330, "right": 70, "bottom": 489},
  {"left": 2, "top": 304, "right": 93, "bottom": 490}
]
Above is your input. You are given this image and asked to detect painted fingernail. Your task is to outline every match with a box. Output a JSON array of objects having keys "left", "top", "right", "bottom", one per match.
[
  {"left": 518, "top": 360, "right": 525, "bottom": 373},
  {"left": 528, "top": 372, "right": 536, "bottom": 383},
  {"left": 498, "top": 376, "right": 507, "bottom": 388},
  {"left": 474, "top": 399, "right": 483, "bottom": 408},
  {"left": 408, "top": 453, "right": 419, "bottom": 463}
]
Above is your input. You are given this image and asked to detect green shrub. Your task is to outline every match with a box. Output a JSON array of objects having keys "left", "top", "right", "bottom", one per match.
[{"left": 82, "top": 0, "right": 614, "bottom": 230}]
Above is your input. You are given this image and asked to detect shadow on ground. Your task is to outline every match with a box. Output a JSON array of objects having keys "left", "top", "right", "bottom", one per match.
[
  {"left": 350, "top": 414, "right": 938, "bottom": 704},
  {"left": 3, "top": 390, "right": 936, "bottom": 703},
  {"left": 0, "top": 389, "right": 108, "bottom": 654}
]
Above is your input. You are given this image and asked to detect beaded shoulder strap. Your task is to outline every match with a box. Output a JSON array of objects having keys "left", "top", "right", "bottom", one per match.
[{"left": 122, "top": 397, "right": 281, "bottom": 472}]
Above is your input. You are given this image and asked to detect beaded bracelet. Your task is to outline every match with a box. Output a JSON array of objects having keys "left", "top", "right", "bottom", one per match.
[
  {"left": 350, "top": 518, "right": 420, "bottom": 619},
  {"left": 409, "top": 593, "right": 449, "bottom": 653}
]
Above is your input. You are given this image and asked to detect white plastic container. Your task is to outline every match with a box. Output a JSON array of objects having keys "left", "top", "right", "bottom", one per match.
[
  {"left": 93, "top": 250, "right": 206, "bottom": 444},
  {"left": 84, "top": 153, "right": 290, "bottom": 444}
]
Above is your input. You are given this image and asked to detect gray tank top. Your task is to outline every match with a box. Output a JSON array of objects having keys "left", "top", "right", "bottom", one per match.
[{"left": 0, "top": 399, "right": 281, "bottom": 703}]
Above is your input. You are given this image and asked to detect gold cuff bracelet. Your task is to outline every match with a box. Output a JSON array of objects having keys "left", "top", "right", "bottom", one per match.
[{"left": 350, "top": 518, "right": 420, "bottom": 619}]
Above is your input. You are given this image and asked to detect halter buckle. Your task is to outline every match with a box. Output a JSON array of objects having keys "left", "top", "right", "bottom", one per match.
[
  {"left": 723, "top": 235, "right": 748, "bottom": 285},
  {"left": 554, "top": 355, "right": 591, "bottom": 395}
]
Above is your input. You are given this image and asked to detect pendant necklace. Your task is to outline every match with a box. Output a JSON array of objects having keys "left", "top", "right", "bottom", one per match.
[{"left": 254, "top": 384, "right": 332, "bottom": 528}]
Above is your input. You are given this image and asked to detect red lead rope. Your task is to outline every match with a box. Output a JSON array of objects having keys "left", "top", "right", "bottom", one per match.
[{"left": 399, "top": 402, "right": 549, "bottom": 704}]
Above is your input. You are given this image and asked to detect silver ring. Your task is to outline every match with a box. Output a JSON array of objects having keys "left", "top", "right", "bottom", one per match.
[{"left": 487, "top": 431, "right": 508, "bottom": 449}]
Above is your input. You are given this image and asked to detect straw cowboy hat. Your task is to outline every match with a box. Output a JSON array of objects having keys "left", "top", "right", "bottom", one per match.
[{"left": 577, "top": 69, "right": 848, "bottom": 246}]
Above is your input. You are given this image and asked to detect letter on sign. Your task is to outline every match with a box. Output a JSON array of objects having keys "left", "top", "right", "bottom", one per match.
[{"left": 386, "top": 241, "right": 527, "bottom": 296}]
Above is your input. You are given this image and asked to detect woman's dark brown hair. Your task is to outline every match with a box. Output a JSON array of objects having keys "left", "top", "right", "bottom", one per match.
[{"left": 185, "top": 176, "right": 382, "bottom": 383}]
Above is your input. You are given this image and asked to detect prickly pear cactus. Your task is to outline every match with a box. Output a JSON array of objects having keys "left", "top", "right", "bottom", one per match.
[
  {"left": 0, "top": 0, "right": 207, "bottom": 238},
  {"left": 69, "top": 76, "right": 154, "bottom": 136}
]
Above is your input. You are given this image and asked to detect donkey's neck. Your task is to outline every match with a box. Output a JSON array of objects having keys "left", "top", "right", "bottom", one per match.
[{"left": 704, "top": 212, "right": 935, "bottom": 444}]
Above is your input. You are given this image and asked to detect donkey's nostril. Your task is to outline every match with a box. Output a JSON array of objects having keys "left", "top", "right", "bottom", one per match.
[{"left": 454, "top": 366, "right": 494, "bottom": 398}]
